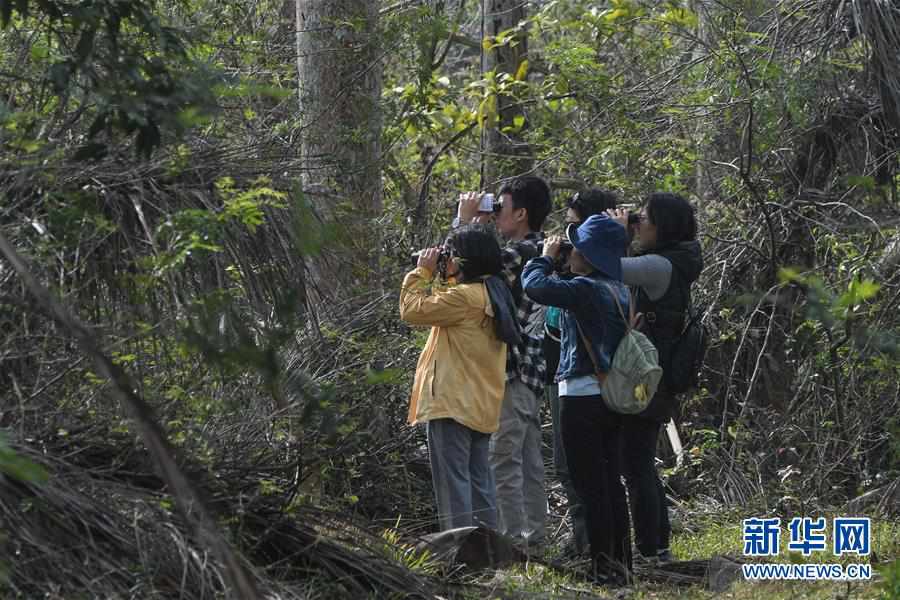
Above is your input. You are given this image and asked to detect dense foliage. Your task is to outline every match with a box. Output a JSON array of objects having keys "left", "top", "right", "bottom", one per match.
[{"left": 1, "top": 0, "right": 898, "bottom": 597}]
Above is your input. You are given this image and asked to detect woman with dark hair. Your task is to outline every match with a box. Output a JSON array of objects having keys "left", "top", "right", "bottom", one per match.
[
  {"left": 545, "top": 188, "right": 618, "bottom": 556},
  {"left": 522, "top": 214, "right": 633, "bottom": 585},
  {"left": 608, "top": 192, "right": 703, "bottom": 565},
  {"left": 400, "top": 225, "right": 521, "bottom": 531}
]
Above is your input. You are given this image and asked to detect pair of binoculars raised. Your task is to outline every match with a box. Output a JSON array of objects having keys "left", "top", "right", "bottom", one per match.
[{"left": 478, "top": 193, "right": 502, "bottom": 213}]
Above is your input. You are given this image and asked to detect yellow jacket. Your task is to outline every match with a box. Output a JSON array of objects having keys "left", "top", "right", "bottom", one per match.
[{"left": 399, "top": 267, "right": 507, "bottom": 434}]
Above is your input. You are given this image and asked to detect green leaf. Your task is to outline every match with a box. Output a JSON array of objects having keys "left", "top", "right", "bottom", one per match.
[
  {"left": 661, "top": 7, "right": 698, "bottom": 28},
  {"left": 778, "top": 267, "right": 804, "bottom": 284},
  {"left": 604, "top": 8, "right": 629, "bottom": 22},
  {"left": 513, "top": 115, "right": 525, "bottom": 129},
  {"left": 365, "top": 367, "right": 403, "bottom": 385},
  {"left": 846, "top": 175, "right": 876, "bottom": 190},
  {"left": 29, "top": 42, "right": 48, "bottom": 61},
  {"left": 514, "top": 59, "right": 529, "bottom": 82},
  {"left": 0, "top": 434, "right": 48, "bottom": 484},
  {"left": 835, "top": 278, "right": 880, "bottom": 312}
]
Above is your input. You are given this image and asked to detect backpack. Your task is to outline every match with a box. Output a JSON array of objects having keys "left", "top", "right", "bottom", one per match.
[
  {"left": 657, "top": 305, "right": 707, "bottom": 394},
  {"left": 576, "top": 282, "right": 662, "bottom": 414},
  {"left": 640, "top": 264, "right": 707, "bottom": 395}
]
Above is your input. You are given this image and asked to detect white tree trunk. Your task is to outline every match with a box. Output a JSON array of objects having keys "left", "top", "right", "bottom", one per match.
[{"left": 295, "top": 0, "right": 382, "bottom": 290}]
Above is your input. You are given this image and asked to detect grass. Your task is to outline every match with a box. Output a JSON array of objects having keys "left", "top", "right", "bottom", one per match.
[
  {"left": 461, "top": 508, "right": 900, "bottom": 600},
  {"left": 666, "top": 512, "right": 900, "bottom": 600}
]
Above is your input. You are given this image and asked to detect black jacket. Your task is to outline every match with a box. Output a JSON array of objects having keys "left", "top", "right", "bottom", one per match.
[{"left": 635, "top": 241, "right": 703, "bottom": 422}]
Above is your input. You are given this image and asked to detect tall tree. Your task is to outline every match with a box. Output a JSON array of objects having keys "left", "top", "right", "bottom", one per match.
[
  {"left": 295, "top": 0, "right": 383, "bottom": 292},
  {"left": 481, "top": 0, "right": 532, "bottom": 187}
]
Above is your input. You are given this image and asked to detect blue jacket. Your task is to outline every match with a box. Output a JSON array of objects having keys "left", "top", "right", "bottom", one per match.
[{"left": 522, "top": 256, "right": 629, "bottom": 382}]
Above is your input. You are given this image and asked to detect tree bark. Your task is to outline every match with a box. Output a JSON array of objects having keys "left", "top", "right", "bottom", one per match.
[
  {"left": 295, "top": 0, "right": 383, "bottom": 292},
  {"left": 481, "top": 0, "right": 532, "bottom": 188}
]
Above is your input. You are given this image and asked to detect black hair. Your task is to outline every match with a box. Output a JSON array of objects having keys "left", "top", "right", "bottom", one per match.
[
  {"left": 644, "top": 192, "right": 697, "bottom": 247},
  {"left": 567, "top": 188, "right": 618, "bottom": 220},
  {"left": 497, "top": 175, "right": 552, "bottom": 232},
  {"left": 446, "top": 225, "right": 521, "bottom": 346},
  {"left": 445, "top": 224, "right": 503, "bottom": 281}
]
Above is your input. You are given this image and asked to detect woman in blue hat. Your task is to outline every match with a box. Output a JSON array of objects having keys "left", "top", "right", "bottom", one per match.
[
  {"left": 522, "top": 214, "right": 632, "bottom": 585},
  {"left": 544, "top": 189, "right": 620, "bottom": 557}
]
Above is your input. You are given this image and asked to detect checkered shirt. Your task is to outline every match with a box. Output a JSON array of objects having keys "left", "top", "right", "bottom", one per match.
[{"left": 501, "top": 232, "right": 547, "bottom": 397}]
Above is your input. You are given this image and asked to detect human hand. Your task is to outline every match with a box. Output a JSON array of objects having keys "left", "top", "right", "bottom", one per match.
[
  {"left": 458, "top": 191, "right": 482, "bottom": 224},
  {"left": 417, "top": 247, "right": 441, "bottom": 272},
  {"left": 543, "top": 235, "right": 563, "bottom": 259},
  {"left": 606, "top": 208, "right": 629, "bottom": 229}
]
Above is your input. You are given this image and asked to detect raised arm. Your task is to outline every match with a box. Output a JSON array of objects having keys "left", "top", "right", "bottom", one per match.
[
  {"left": 522, "top": 257, "right": 583, "bottom": 309},
  {"left": 399, "top": 267, "right": 472, "bottom": 327},
  {"left": 621, "top": 255, "right": 672, "bottom": 301}
]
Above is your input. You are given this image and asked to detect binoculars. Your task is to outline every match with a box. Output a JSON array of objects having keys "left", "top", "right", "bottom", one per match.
[
  {"left": 410, "top": 246, "right": 451, "bottom": 275},
  {"left": 479, "top": 193, "right": 502, "bottom": 214}
]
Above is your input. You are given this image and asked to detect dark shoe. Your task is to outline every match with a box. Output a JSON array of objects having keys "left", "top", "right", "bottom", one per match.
[
  {"left": 593, "top": 571, "right": 631, "bottom": 588},
  {"left": 657, "top": 548, "right": 674, "bottom": 564},
  {"left": 592, "top": 560, "right": 632, "bottom": 588}
]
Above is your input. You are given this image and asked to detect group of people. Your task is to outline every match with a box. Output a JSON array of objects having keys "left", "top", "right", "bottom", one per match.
[{"left": 398, "top": 175, "right": 702, "bottom": 585}]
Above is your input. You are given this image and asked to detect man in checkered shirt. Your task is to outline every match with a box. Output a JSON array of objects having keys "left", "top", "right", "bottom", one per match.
[{"left": 457, "top": 176, "right": 551, "bottom": 547}]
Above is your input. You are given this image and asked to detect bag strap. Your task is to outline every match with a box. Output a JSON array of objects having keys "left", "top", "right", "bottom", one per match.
[
  {"left": 572, "top": 281, "right": 633, "bottom": 385},
  {"left": 574, "top": 319, "right": 607, "bottom": 385},
  {"left": 642, "top": 256, "right": 693, "bottom": 335},
  {"left": 601, "top": 281, "right": 637, "bottom": 330}
]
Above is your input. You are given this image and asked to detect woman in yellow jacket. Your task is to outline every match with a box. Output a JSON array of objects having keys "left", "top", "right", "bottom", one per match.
[{"left": 400, "top": 225, "right": 521, "bottom": 531}]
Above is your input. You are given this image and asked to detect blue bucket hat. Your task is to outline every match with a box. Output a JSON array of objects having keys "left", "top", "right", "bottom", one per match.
[{"left": 566, "top": 214, "right": 626, "bottom": 281}]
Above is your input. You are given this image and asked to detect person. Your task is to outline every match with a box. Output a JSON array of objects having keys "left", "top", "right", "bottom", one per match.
[
  {"left": 544, "top": 188, "right": 619, "bottom": 557},
  {"left": 456, "top": 176, "right": 552, "bottom": 547},
  {"left": 607, "top": 192, "right": 703, "bottom": 565},
  {"left": 400, "top": 225, "right": 522, "bottom": 531},
  {"left": 522, "top": 214, "right": 632, "bottom": 585}
]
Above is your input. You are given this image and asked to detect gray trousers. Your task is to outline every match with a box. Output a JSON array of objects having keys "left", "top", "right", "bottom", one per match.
[
  {"left": 548, "top": 383, "right": 588, "bottom": 552},
  {"left": 427, "top": 418, "right": 497, "bottom": 531},
  {"left": 490, "top": 379, "right": 547, "bottom": 542}
]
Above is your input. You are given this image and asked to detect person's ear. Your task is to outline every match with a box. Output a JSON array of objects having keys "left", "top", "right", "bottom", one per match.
[{"left": 515, "top": 207, "right": 527, "bottom": 224}]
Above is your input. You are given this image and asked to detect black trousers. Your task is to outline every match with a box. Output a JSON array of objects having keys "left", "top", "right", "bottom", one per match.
[
  {"left": 559, "top": 394, "right": 632, "bottom": 579},
  {"left": 620, "top": 415, "right": 671, "bottom": 557}
]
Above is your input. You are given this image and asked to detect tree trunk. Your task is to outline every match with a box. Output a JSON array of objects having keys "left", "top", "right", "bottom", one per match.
[
  {"left": 691, "top": 0, "right": 711, "bottom": 202},
  {"left": 295, "top": 0, "right": 383, "bottom": 293},
  {"left": 481, "top": 0, "right": 532, "bottom": 188}
]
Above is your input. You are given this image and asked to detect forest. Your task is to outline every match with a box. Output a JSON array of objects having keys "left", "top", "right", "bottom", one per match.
[{"left": 1, "top": 0, "right": 899, "bottom": 598}]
